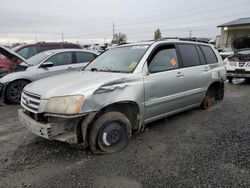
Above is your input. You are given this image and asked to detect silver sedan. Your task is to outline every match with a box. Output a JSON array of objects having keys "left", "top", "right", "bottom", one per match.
[{"left": 0, "top": 48, "right": 99, "bottom": 104}]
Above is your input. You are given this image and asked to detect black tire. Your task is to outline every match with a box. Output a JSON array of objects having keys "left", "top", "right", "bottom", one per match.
[
  {"left": 215, "top": 84, "right": 224, "bottom": 101},
  {"left": 5, "top": 80, "right": 29, "bottom": 104},
  {"left": 227, "top": 77, "right": 233, "bottom": 82},
  {"left": 89, "top": 111, "right": 132, "bottom": 154}
]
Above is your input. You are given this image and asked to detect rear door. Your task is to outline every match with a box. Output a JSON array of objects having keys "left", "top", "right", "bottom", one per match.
[
  {"left": 71, "top": 52, "right": 97, "bottom": 70},
  {"left": 144, "top": 44, "right": 189, "bottom": 122},
  {"left": 176, "top": 43, "right": 212, "bottom": 105}
]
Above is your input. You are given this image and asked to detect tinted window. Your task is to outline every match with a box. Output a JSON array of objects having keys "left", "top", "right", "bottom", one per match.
[
  {"left": 47, "top": 52, "right": 72, "bottom": 66},
  {"left": 200, "top": 45, "right": 218, "bottom": 64},
  {"left": 17, "top": 46, "right": 38, "bottom": 59},
  {"left": 40, "top": 45, "right": 61, "bottom": 52},
  {"left": 178, "top": 44, "right": 200, "bottom": 67},
  {"left": 76, "top": 52, "right": 96, "bottom": 63},
  {"left": 148, "top": 46, "right": 179, "bottom": 73},
  {"left": 196, "top": 45, "right": 206, "bottom": 65}
]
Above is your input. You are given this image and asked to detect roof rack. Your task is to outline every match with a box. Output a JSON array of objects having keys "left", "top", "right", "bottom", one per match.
[{"left": 156, "top": 37, "right": 210, "bottom": 43}]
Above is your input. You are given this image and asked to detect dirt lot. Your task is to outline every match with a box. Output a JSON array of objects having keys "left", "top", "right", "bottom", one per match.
[{"left": 0, "top": 81, "right": 250, "bottom": 188}]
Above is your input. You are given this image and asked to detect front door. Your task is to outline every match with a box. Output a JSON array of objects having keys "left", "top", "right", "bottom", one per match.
[
  {"left": 144, "top": 44, "right": 188, "bottom": 122},
  {"left": 35, "top": 52, "right": 74, "bottom": 80}
]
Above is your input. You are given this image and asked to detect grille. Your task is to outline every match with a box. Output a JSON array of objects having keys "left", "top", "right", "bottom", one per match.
[
  {"left": 229, "top": 61, "right": 237, "bottom": 67},
  {"left": 244, "top": 62, "right": 250, "bottom": 67},
  {"left": 21, "top": 91, "right": 41, "bottom": 113}
]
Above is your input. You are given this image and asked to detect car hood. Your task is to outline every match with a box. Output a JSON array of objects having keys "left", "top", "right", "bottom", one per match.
[
  {"left": 0, "top": 46, "right": 26, "bottom": 63},
  {"left": 24, "top": 71, "right": 135, "bottom": 99}
]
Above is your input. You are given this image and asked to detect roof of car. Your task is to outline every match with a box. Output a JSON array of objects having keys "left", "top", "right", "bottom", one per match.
[
  {"left": 42, "top": 48, "right": 99, "bottom": 55},
  {"left": 116, "top": 39, "right": 212, "bottom": 48}
]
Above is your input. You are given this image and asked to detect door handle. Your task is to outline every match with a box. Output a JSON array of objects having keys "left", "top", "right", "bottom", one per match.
[
  {"left": 176, "top": 72, "right": 184, "bottom": 77},
  {"left": 204, "top": 67, "right": 210, "bottom": 72},
  {"left": 67, "top": 67, "right": 73, "bottom": 70}
]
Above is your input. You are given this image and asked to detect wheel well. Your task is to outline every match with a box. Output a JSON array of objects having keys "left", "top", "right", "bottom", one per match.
[
  {"left": 78, "top": 101, "right": 141, "bottom": 145},
  {"left": 95, "top": 102, "right": 140, "bottom": 130},
  {"left": 4, "top": 79, "right": 31, "bottom": 98},
  {"left": 206, "top": 81, "right": 224, "bottom": 98}
]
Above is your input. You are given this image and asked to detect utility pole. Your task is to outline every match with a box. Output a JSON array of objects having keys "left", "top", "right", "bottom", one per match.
[
  {"left": 62, "top": 32, "right": 64, "bottom": 42},
  {"left": 112, "top": 21, "right": 115, "bottom": 40},
  {"left": 189, "top": 30, "right": 192, "bottom": 38}
]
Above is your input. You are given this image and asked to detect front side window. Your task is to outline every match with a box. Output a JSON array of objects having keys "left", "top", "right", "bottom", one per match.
[
  {"left": 148, "top": 45, "right": 179, "bottom": 73},
  {"left": 26, "top": 51, "right": 55, "bottom": 66},
  {"left": 84, "top": 45, "right": 149, "bottom": 73},
  {"left": 17, "top": 46, "right": 38, "bottom": 59},
  {"left": 178, "top": 44, "right": 201, "bottom": 67},
  {"left": 76, "top": 52, "right": 96, "bottom": 63},
  {"left": 47, "top": 52, "right": 73, "bottom": 66}
]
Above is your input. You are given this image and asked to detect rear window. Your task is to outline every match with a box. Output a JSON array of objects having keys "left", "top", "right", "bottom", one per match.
[
  {"left": 200, "top": 45, "right": 218, "bottom": 64},
  {"left": 178, "top": 44, "right": 200, "bottom": 67}
]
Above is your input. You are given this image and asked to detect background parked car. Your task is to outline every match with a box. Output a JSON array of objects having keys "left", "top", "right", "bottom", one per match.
[
  {"left": 219, "top": 47, "right": 234, "bottom": 59},
  {"left": 0, "top": 48, "right": 98, "bottom": 104},
  {"left": 0, "top": 46, "right": 27, "bottom": 78},
  {"left": 224, "top": 36, "right": 250, "bottom": 82},
  {"left": 0, "top": 42, "right": 82, "bottom": 76}
]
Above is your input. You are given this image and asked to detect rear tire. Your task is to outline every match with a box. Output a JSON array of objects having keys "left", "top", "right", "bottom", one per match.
[
  {"left": 227, "top": 77, "right": 233, "bottom": 82},
  {"left": 215, "top": 84, "right": 224, "bottom": 101},
  {"left": 89, "top": 111, "right": 132, "bottom": 154},
  {"left": 5, "top": 80, "right": 28, "bottom": 104}
]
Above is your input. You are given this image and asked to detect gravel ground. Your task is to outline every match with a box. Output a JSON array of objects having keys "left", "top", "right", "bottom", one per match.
[{"left": 0, "top": 80, "right": 250, "bottom": 188}]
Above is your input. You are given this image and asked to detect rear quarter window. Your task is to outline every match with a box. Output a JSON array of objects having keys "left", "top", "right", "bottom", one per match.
[{"left": 200, "top": 45, "right": 218, "bottom": 64}]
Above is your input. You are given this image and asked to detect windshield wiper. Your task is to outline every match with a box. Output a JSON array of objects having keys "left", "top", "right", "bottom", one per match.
[{"left": 102, "top": 69, "right": 129, "bottom": 73}]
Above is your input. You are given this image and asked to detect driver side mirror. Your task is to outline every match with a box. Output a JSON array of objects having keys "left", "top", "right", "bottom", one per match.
[{"left": 41, "top": 62, "right": 53, "bottom": 68}]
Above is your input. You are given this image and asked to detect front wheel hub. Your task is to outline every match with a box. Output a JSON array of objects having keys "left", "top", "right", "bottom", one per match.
[{"left": 99, "top": 121, "right": 126, "bottom": 147}]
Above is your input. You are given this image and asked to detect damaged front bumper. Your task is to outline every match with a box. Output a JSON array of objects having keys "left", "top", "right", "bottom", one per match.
[
  {"left": 227, "top": 71, "right": 250, "bottom": 78},
  {"left": 18, "top": 109, "right": 89, "bottom": 144}
]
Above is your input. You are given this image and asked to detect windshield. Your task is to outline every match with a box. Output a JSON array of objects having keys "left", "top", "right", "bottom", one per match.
[
  {"left": 26, "top": 51, "right": 55, "bottom": 66},
  {"left": 84, "top": 45, "right": 149, "bottom": 73},
  {"left": 222, "top": 47, "right": 232, "bottom": 52}
]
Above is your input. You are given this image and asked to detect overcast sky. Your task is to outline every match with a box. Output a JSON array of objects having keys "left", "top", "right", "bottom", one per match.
[{"left": 0, "top": 0, "right": 249, "bottom": 44}]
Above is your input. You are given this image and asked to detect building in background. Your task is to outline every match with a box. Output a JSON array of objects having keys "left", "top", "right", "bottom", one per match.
[{"left": 217, "top": 17, "right": 250, "bottom": 48}]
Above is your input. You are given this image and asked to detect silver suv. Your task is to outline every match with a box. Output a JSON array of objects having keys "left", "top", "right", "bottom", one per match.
[{"left": 18, "top": 39, "right": 226, "bottom": 154}]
